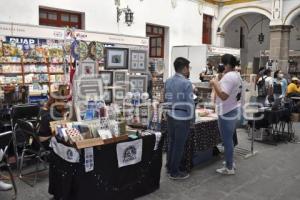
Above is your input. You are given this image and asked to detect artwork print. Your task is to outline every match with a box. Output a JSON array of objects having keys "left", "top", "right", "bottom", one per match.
[
  {"left": 105, "top": 48, "right": 128, "bottom": 70},
  {"left": 129, "top": 50, "right": 148, "bottom": 73},
  {"left": 99, "top": 71, "right": 113, "bottom": 86},
  {"left": 114, "top": 71, "right": 127, "bottom": 86}
]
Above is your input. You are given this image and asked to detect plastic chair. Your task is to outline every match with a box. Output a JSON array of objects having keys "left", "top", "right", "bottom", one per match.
[
  {"left": 0, "top": 131, "right": 17, "bottom": 199},
  {"left": 16, "top": 119, "right": 49, "bottom": 187}
]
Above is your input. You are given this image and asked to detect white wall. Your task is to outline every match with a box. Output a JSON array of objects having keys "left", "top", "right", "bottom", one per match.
[{"left": 0, "top": 0, "right": 217, "bottom": 79}]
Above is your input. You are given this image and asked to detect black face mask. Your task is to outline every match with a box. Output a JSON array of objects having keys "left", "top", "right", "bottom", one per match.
[{"left": 218, "top": 64, "right": 225, "bottom": 73}]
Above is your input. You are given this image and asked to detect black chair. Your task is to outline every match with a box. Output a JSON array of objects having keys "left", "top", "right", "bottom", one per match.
[
  {"left": 17, "top": 119, "right": 49, "bottom": 187},
  {"left": 0, "top": 131, "right": 17, "bottom": 199},
  {"left": 10, "top": 104, "right": 40, "bottom": 169}
]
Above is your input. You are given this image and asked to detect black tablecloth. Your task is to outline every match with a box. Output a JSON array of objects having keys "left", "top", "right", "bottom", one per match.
[
  {"left": 249, "top": 108, "right": 290, "bottom": 129},
  {"left": 49, "top": 134, "right": 163, "bottom": 200},
  {"left": 162, "top": 119, "right": 221, "bottom": 172}
]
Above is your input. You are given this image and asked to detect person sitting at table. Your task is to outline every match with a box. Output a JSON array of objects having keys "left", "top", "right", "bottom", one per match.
[
  {"left": 286, "top": 77, "right": 300, "bottom": 98},
  {"left": 37, "top": 92, "right": 67, "bottom": 149},
  {"left": 210, "top": 54, "right": 241, "bottom": 175}
]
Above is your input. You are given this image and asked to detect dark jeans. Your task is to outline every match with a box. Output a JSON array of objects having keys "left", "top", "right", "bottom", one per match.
[{"left": 166, "top": 115, "right": 190, "bottom": 175}]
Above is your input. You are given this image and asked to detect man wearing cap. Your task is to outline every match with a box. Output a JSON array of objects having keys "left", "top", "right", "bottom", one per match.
[{"left": 287, "top": 77, "right": 300, "bottom": 97}]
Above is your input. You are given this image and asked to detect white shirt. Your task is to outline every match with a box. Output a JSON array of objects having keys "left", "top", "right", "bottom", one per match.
[{"left": 216, "top": 71, "right": 241, "bottom": 115}]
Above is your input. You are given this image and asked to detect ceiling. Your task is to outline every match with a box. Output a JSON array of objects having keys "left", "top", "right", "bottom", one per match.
[{"left": 204, "top": 0, "right": 257, "bottom": 6}]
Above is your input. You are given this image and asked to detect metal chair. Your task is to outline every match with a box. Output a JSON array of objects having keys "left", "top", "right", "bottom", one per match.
[
  {"left": 10, "top": 104, "right": 40, "bottom": 169},
  {"left": 0, "top": 131, "right": 17, "bottom": 199},
  {"left": 17, "top": 119, "right": 49, "bottom": 187}
]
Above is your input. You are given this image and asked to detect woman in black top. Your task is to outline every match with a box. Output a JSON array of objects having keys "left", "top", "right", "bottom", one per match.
[{"left": 38, "top": 92, "right": 66, "bottom": 148}]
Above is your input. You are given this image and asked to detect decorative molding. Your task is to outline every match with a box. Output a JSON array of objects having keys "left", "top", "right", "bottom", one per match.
[
  {"left": 284, "top": 5, "right": 300, "bottom": 25},
  {"left": 218, "top": 6, "right": 272, "bottom": 31}
]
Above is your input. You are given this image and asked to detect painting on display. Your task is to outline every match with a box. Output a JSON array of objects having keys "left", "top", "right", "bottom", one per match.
[
  {"left": 114, "top": 71, "right": 127, "bottom": 86},
  {"left": 129, "top": 50, "right": 148, "bottom": 73},
  {"left": 128, "top": 75, "right": 148, "bottom": 93},
  {"left": 105, "top": 47, "right": 129, "bottom": 70},
  {"left": 99, "top": 71, "right": 113, "bottom": 86}
]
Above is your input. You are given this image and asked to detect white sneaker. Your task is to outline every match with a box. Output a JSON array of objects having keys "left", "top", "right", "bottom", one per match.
[
  {"left": 222, "top": 161, "right": 237, "bottom": 170},
  {"left": 216, "top": 167, "right": 235, "bottom": 175},
  {"left": 0, "top": 181, "right": 13, "bottom": 191}
]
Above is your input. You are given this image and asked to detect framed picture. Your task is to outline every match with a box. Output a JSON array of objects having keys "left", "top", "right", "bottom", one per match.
[
  {"left": 78, "top": 61, "right": 97, "bottom": 77},
  {"left": 128, "top": 75, "right": 148, "bottom": 93},
  {"left": 114, "top": 88, "right": 126, "bottom": 103},
  {"left": 99, "top": 71, "right": 113, "bottom": 86},
  {"left": 105, "top": 47, "right": 129, "bottom": 70},
  {"left": 103, "top": 88, "right": 113, "bottom": 104},
  {"left": 129, "top": 50, "right": 148, "bottom": 73},
  {"left": 114, "top": 71, "right": 127, "bottom": 86},
  {"left": 74, "top": 79, "right": 103, "bottom": 101}
]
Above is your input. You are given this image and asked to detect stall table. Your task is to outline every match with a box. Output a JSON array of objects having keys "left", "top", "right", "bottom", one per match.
[
  {"left": 49, "top": 134, "right": 163, "bottom": 200},
  {"left": 163, "top": 114, "right": 221, "bottom": 172}
]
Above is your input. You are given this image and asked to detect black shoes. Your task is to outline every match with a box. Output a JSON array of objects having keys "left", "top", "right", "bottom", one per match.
[{"left": 168, "top": 171, "right": 190, "bottom": 180}]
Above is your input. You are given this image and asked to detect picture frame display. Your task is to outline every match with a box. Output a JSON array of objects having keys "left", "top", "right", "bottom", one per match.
[
  {"left": 78, "top": 61, "right": 97, "bottom": 77},
  {"left": 103, "top": 88, "right": 113, "bottom": 104},
  {"left": 128, "top": 75, "right": 148, "bottom": 93},
  {"left": 99, "top": 71, "right": 113, "bottom": 86},
  {"left": 114, "top": 71, "right": 127, "bottom": 86},
  {"left": 114, "top": 88, "right": 126, "bottom": 103},
  {"left": 105, "top": 47, "right": 129, "bottom": 70},
  {"left": 129, "top": 50, "right": 148, "bottom": 73}
]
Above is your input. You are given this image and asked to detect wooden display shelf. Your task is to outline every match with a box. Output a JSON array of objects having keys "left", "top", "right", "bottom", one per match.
[{"left": 23, "top": 72, "right": 48, "bottom": 74}]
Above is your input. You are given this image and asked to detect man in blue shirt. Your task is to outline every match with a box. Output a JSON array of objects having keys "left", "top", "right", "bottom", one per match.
[{"left": 165, "top": 57, "right": 194, "bottom": 180}]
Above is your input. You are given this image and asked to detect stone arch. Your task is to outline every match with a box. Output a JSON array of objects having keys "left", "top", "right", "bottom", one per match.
[
  {"left": 284, "top": 5, "right": 300, "bottom": 25},
  {"left": 218, "top": 6, "right": 272, "bottom": 32}
]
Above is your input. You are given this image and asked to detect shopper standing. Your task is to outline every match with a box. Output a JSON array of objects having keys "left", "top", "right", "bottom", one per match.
[
  {"left": 210, "top": 54, "right": 241, "bottom": 175},
  {"left": 165, "top": 57, "right": 194, "bottom": 180}
]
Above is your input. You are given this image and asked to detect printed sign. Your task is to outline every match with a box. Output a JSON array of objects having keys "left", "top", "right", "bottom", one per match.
[
  {"left": 116, "top": 139, "right": 143, "bottom": 168},
  {"left": 50, "top": 137, "right": 80, "bottom": 163},
  {"left": 84, "top": 147, "right": 94, "bottom": 172}
]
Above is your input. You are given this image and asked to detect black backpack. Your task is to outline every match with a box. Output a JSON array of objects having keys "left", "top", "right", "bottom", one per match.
[
  {"left": 273, "top": 81, "right": 282, "bottom": 95},
  {"left": 257, "top": 76, "right": 267, "bottom": 97}
]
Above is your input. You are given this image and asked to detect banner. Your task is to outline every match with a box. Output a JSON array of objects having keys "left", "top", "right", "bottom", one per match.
[
  {"left": 116, "top": 139, "right": 143, "bottom": 168},
  {"left": 50, "top": 137, "right": 80, "bottom": 163}
]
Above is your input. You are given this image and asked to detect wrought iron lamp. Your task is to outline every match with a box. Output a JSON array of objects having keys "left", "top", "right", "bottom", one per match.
[
  {"left": 258, "top": 16, "right": 264, "bottom": 44},
  {"left": 117, "top": 6, "right": 134, "bottom": 26}
]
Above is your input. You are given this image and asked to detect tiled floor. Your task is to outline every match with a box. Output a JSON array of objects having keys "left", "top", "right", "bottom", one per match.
[{"left": 1, "top": 123, "right": 300, "bottom": 200}]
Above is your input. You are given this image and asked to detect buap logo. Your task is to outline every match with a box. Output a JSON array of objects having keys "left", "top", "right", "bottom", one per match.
[{"left": 123, "top": 145, "right": 137, "bottom": 163}]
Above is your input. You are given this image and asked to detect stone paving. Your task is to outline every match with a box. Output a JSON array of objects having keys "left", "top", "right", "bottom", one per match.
[{"left": 1, "top": 123, "right": 300, "bottom": 200}]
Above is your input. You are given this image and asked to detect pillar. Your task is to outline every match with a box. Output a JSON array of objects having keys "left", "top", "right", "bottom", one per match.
[
  {"left": 216, "top": 31, "right": 225, "bottom": 47},
  {"left": 269, "top": 25, "right": 292, "bottom": 74}
]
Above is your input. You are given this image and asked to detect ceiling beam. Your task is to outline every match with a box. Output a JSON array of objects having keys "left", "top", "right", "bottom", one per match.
[{"left": 204, "top": 0, "right": 257, "bottom": 6}]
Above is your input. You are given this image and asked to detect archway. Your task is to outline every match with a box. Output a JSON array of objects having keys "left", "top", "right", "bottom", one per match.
[
  {"left": 218, "top": 6, "right": 272, "bottom": 32},
  {"left": 217, "top": 7, "right": 272, "bottom": 73}
]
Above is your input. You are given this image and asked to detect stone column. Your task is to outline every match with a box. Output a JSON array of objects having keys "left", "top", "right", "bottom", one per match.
[
  {"left": 269, "top": 25, "right": 292, "bottom": 74},
  {"left": 216, "top": 31, "right": 225, "bottom": 47}
]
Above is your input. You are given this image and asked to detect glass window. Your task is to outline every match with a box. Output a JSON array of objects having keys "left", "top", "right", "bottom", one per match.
[
  {"left": 61, "top": 14, "right": 69, "bottom": 22},
  {"left": 70, "top": 15, "right": 79, "bottom": 23},
  {"left": 146, "top": 26, "right": 151, "bottom": 33},
  {"left": 48, "top": 12, "right": 57, "bottom": 20},
  {"left": 39, "top": 11, "right": 47, "bottom": 19},
  {"left": 158, "top": 28, "right": 163, "bottom": 34},
  {"left": 151, "top": 38, "right": 156, "bottom": 47},
  {"left": 153, "top": 27, "right": 158, "bottom": 34},
  {"left": 157, "top": 48, "right": 161, "bottom": 56},
  {"left": 156, "top": 38, "right": 161, "bottom": 47}
]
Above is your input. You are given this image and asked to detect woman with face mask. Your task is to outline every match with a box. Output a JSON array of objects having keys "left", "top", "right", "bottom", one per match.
[{"left": 273, "top": 70, "right": 287, "bottom": 98}]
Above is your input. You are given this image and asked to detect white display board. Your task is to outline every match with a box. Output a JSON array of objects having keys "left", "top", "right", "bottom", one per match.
[{"left": 0, "top": 22, "right": 149, "bottom": 46}]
